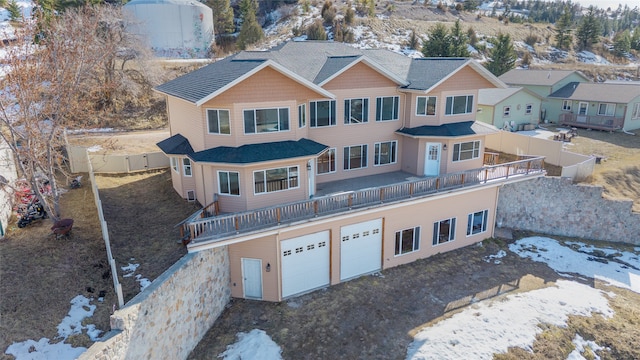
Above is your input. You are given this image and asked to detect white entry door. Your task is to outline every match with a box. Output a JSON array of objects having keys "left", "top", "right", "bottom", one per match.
[
  {"left": 424, "top": 143, "right": 441, "bottom": 176},
  {"left": 281, "top": 231, "right": 330, "bottom": 298},
  {"left": 340, "top": 219, "right": 382, "bottom": 281},
  {"left": 578, "top": 102, "right": 588, "bottom": 115},
  {"left": 241, "top": 258, "right": 263, "bottom": 299}
]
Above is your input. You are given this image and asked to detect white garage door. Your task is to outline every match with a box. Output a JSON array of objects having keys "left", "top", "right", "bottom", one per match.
[
  {"left": 281, "top": 231, "right": 330, "bottom": 298},
  {"left": 340, "top": 218, "right": 382, "bottom": 281}
]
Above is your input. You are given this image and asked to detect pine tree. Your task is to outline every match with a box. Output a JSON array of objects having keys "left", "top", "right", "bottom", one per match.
[
  {"left": 576, "top": 6, "right": 601, "bottom": 50},
  {"left": 449, "top": 19, "right": 470, "bottom": 57},
  {"left": 407, "top": 29, "right": 420, "bottom": 50},
  {"left": 421, "top": 23, "right": 450, "bottom": 57},
  {"left": 554, "top": 6, "right": 573, "bottom": 50},
  {"left": 631, "top": 28, "right": 640, "bottom": 51},
  {"left": 237, "top": 0, "right": 263, "bottom": 50},
  {"left": 463, "top": 0, "right": 478, "bottom": 11},
  {"left": 612, "top": 30, "right": 631, "bottom": 57},
  {"left": 207, "top": 0, "right": 235, "bottom": 35},
  {"left": 7, "top": 0, "right": 21, "bottom": 21},
  {"left": 486, "top": 33, "right": 516, "bottom": 76}
]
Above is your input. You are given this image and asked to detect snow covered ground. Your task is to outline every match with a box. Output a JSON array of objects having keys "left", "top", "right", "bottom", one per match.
[{"left": 218, "top": 236, "right": 640, "bottom": 360}]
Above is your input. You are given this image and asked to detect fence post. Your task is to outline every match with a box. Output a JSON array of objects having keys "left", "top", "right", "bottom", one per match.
[
  {"left": 436, "top": 178, "right": 440, "bottom": 190},
  {"left": 276, "top": 208, "right": 281, "bottom": 224},
  {"left": 461, "top": 174, "right": 465, "bottom": 185},
  {"left": 506, "top": 165, "right": 511, "bottom": 179},
  {"left": 314, "top": 200, "right": 318, "bottom": 216},
  {"left": 409, "top": 183, "right": 414, "bottom": 197},
  {"left": 348, "top": 194, "right": 353, "bottom": 208},
  {"left": 380, "top": 188, "right": 385, "bottom": 202},
  {"left": 235, "top": 216, "right": 240, "bottom": 231}
]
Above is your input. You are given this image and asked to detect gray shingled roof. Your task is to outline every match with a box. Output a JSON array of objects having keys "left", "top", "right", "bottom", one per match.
[
  {"left": 478, "top": 87, "right": 525, "bottom": 105},
  {"left": 314, "top": 55, "right": 361, "bottom": 84},
  {"left": 396, "top": 121, "right": 498, "bottom": 137},
  {"left": 156, "top": 134, "right": 194, "bottom": 155},
  {"left": 499, "top": 69, "right": 588, "bottom": 86},
  {"left": 403, "top": 58, "right": 469, "bottom": 91},
  {"left": 189, "top": 138, "right": 328, "bottom": 164},
  {"left": 155, "top": 57, "right": 265, "bottom": 103},
  {"left": 549, "top": 82, "right": 640, "bottom": 103}
]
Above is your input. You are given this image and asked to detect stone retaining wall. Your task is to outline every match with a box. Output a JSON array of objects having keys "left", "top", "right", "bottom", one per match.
[
  {"left": 496, "top": 177, "right": 640, "bottom": 245},
  {"left": 80, "top": 246, "right": 230, "bottom": 360}
]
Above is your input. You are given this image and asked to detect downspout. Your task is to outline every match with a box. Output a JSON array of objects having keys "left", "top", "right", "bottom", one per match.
[{"left": 201, "top": 164, "right": 207, "bottom": 205}]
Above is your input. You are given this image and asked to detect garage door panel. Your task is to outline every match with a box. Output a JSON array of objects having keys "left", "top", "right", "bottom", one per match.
[
  {"left": 340, "top": 219, "right": 382, "bottom": 281},
  {"left": 281, "top": 231, "right": 330, "bottom": 298}
]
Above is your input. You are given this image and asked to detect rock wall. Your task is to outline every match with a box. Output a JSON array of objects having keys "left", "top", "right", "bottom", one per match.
[
  {"left": 80, "top": 246, "right": 230, "bottom": 360},
  {"left": 496, "top": 177, "right": 640, "bottom": 245}
]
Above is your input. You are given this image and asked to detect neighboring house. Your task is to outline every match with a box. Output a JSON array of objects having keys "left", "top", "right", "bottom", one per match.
[
  {"left": 549, "top": 82, "right": 640, "bottom": 132},
  {"left": 499, "top": 69, "right": 591, "bottom": 124},
  {"left": 477, "top": 87, "right": 543, "bottom": 131},
  {"left": 0, "top": 138, "right": 17, "bottom": 238},
  {"left": 154, "top": 41, "right": 545, "bottom": 302}
]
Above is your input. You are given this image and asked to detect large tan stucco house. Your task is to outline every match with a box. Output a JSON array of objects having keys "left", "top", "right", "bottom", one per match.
[{"left": 154, "top": 41, "right": 545, "bottom": 302}]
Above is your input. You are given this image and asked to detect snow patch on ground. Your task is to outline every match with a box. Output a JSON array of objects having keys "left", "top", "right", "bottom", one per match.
[
  {"left": 483, "top": 250, "right": 506, "bottom": 264},
  {"left": 219, "top": 329, "right": 282, "bottom": 360},
  {"left": 121, "top": 260, "right": 151, "bottom": 292},
  {"left": 567, "top": 334, "right": 610, "bottom": 360}
]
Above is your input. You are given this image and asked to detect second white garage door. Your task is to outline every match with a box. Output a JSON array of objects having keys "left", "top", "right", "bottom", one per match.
[
  {"left": 281, "top": 231, "right": 330, "bottom": 298},
  {"left": 340, "top": 218, "right": 382, "bottom": 281}
]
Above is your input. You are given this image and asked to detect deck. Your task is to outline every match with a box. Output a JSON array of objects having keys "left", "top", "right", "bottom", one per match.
[
  {"left": 182, "top": 155, "right": 545, "bottom": 246},
  {"left": 558, "top": 113, "right": 623, "bottom": 131}
]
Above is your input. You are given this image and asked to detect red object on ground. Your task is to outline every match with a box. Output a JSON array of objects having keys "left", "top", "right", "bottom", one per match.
[{"left": 51, "top": 219, "right": 74, "bottom": 238}]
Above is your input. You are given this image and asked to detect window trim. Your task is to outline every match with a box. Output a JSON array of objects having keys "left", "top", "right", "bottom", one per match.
[
  {"left": 253, "top": 166, "right": 299, "bottom": 195},
  {"left": 206, "top": 108, "right": 231, "bottom": 135},
  {"left": 375, "top": 96, "right": 400, "bottom": 121},
  {"left": 309, "top": 100, "right": 337, "bottom": 127},
  {"left": 243, "top": 107, "right": 290, "bottom": 134},
  {"left": 562, "top": 100, "right": 572, "bottom": 111},
  {"left": 317, "top": 148, "right": 336, "bottom": 175},
  {"left": 525, "top": 103, "right": 533, "bottom": 115},
  {"left": 445, "top": 95, "right": 474, "bottom": 116},
  {"left": 344, "top": 98, "right": 369, "bottom": 124},
  {"left": 632, "top": 103, "right": 640, "bottom": 119},
  {"left": 298, "top": 103, "right": 306, "bottom": 128},
  {"left": 395, "top": 226, "right": 420, "bottom": 256},
  {"left": 416, "top": 96, "right": 437, "bottom": 116},
  {"left": 597, "top": 103, "right": 615, "bottom": 116},
  {"left": 467, "top": 209, "right": 489, "bottom": 236},
  {"left": 343, "top": 144, "right": 368, "bottom": 170},
  {"left": 503, "top": 106, "right": 511, "bottom": 117},
  {"left": 217, "top": 170, "right": 240, "bottom": 196},
  {"left": 170, "top": 157, "right": 178, "bottom": 173},
  {"left": 182, "top": 158, "right": 192, "bottom": 177},
  {"left": 433, "top": 218, "right": 456, "bottom": 246},
  {"left": 374, "top": 140, "right": 397, "bottom": 166},
  {"left": 452, "top": 140, "right": 481, "bottom": 162}
]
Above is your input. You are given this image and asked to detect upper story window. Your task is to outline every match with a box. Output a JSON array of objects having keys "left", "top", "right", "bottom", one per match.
[
  {"left": 344, "top": 98, "right": 369, "bottom": 124},
  {"left": 562, "top": 100, "right": 572, "bottom": 111},
  {"left": 207, "top": 109, "right": 231, "bottom": 134},
  {"left": 525, "top": 104, "right": 533, "bottom": 115},
  {"left": 376, "top": 96, "right": 399, "bottom": 121},
  {"left": 344, "top": 144, "right": 367, "bottom": 170},
  {"left": 244, "top": 108, "right": 289, "bottom": 134},
  {"left": 445, "top": 95, "right": 473, "bottom": 115},
  {"left": 467, "top": 209, "right": 488, "bottom": 236},
  {"left": 170, "top": 157, "right": 178, "bottom": 173},
  {"left": 317, "top": 148, "right": 336, "bottom": 174},
  {"left": 452, "top": 140, "right": 480, "bottom": 162},
  {"left": 416, "top": 96, "right": 436, "bottom": 116},
  {"left": 218, "top": 171, "right": 240, "bottom": 196},
  {"left": 310, "top": 100, "right": 336, "bottom": 127},
  {"left": 182, "top": 158, "right": 192, "bottom": 177},
  {"left": 254, "top": 166, "right": 299, "bottom": 194},
  {"left": 374, "top": 141, "right": 397, "bottom": 166},
  {"left": 597, "top": 103, "right": 615, "bottom": 116},
  {"left": 503, "top": 106, "right": 511, "bottom": 117},
  {"left": 298, "top": 104, "right": 306, "bottom": 128},
  {"left": 395, "top": 227, "right": 420, "bottom": 256},
  {"left": 633, "top": 103, "right": 640, "bottom": 119},
  {"left": 433, "top": 218, "right": 456, "bottom": 245}
]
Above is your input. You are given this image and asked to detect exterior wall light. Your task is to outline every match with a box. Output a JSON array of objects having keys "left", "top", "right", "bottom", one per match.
[{"left": 266, "top": 263, "right": 271, "bottom": 272}]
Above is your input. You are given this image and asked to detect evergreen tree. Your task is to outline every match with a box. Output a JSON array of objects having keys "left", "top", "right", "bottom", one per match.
[
  {"left": 344, "top": 3, "right": 355, "bottom": 25},
  {"left": 631, "top": 28, "right": 640, "bottom": 51},
  {"left": 449, "top": 19, "right": 470, "bottom": 57},
  {"left": 7, "top": 0, "right": 21, "bottom": 21},
  {"left": 237, "top": 0, "right": 263, "bottom": 50},
  {"left": 207, "top": 0, "right": 235, "bottom": 35},
  {"left": 421, "top": 23, "right": 451, "bottom": 57},
  {"left": 612, "top": 30, "right": 631, "bottom": 57},
  {"left": 576, "top": 6, "right": 601, "bottom": 50},
  {"left": 554, "top": 6, "right": 573, "bottom": 50},
  {"left": 407, "top": 29, "right": 420, "bottom": 50},
  {"left": 486, "top": 33, "right": 516, "bottom": 76},
  {"left": 463, "top": 0, "right": 478, "bottom": 11}
]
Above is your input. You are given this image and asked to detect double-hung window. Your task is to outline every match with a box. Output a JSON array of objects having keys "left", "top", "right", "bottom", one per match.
[
  {"left": 395, "top": 227, "right": 420, "bottom": 255},
  {"left": 182, "top": 158, "right": 192, "bottom": 177},
  {"left": 376, "top": 96, "right": 399, "bottom": 121},
  {"left": 562, "top": 100, "right": 572, "bottom": 111},
  {"left": 503, "top": 106, "right": 511, "bottom": 117},
  {"left": 633, "top": 103, "right": 640, "bottom": 119},
  {"left": 218, "top": 171, "right": 240, "bottom": 196},
  {"left": 254, "top": 166, "right": 299, "bottom": 194},
  {"left": 170, "top": 157, "right": 178, "bottom": 173},
  {"left": 207, "top": 109, "right": 231, "bottom": 134},
  {"left": 344, "top": 145, "right": 367, "bottom": 170},
  {"left": 467, "top": 209, "right": 489, "bottom": 235},
  {"left": 344, "top": 98, "right": 369, "bottom": 124},
  {"left": 310, "top": 100, "right": 336, "bottom": 127},
  {"left": 452, "top": 140, "right": 480, "bottom": 162},
  {"left": 445, "top": 95, "right": 473, "bottom": 115},
  {"left": 525, "top": 104, "right": 533, "bottom": 115},
  {"left": 298, "top": 104, "right": 306, "bottom": 128},
  {"left": 433, "top": 218, "right": 456, "bottom": 245},
  {"left": 317, "top": 148, "right": 336, "bottom": 174},
  {"left": 416, "top": 96, "right": 436, "bottom": 116},
  {"left": 244, "top": 108, "right": 289, "bottom": 134},
  {"left": 374, "top": 141, "right": 397, "bottom": 165},
  {"left": 597, "top": 103, "right": 615, "bottom": 116}
]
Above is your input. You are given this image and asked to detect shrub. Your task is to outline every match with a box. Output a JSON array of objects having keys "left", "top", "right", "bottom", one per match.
[
  {"left": 344, "top": 5, "right": 355, "bottom": 25},
  {"left": 321, "top": 1, "right": 337, "bottom": 24},
  {"left": 306, "top": 19, "right": 327, "bottom": 40},
  {"left": 525, "top": 33, "right": 539, "bottom": 46}
]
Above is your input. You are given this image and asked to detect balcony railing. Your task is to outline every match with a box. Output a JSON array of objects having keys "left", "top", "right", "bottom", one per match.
[
  {"left": 183, "top": 157, "right": 545, "bottom": 245},
  {"left": 559, "top": 113, "right": 623, "bottom": 131}
]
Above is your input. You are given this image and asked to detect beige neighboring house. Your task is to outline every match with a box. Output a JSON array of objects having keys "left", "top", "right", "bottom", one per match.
[
  {"left": 477, "top": 87, "right": 543, "bottom": 131},
  {"left": 154, "top": 41, "right": 545, "bottom": 302}
]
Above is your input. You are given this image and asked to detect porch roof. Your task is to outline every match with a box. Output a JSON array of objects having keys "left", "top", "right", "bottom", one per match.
[
  {"left": 396, "top": 121, "right": 498, "bottom": 138},
  {"left": 190, "top": 138, "right": 328, "bottom": 164},
  {"left": 156, "top": 133, "right": 194, "bottom": 155},
  {"left": 549, "top": 82, "right": 640, "bottom": 103}
]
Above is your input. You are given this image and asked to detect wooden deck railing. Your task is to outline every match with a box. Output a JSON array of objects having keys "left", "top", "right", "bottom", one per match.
[
  {"left": 558, "top": 113, "right": 623, "bottom": 131},
  {"left": 184, "top": 157, "right": 545, "bottom": 244}
]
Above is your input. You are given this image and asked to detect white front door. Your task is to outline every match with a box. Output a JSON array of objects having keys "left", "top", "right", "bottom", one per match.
[
  {"left": 241, "top": 258, "right": 263, "bottom": 299},
  {"left": 340, "top": 219, "right": 382, "bottom": 281},
  {"left": 578, "top": 102, "right": 588, "bottom": 115},
  {"left": 424, "top": 143, "right": 441, "bottom": 176}
]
